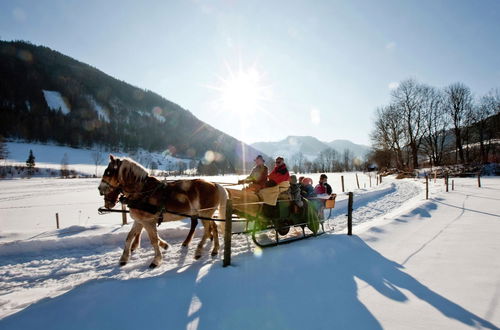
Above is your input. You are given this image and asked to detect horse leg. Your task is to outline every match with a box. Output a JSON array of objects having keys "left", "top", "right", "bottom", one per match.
[
  {"left": 210, "top": 221, "right": 220, "bottom": 256},
  {"left": 120, "top": 221, "right": 143, "bottom": 266},
  {"left": 194, "top": 220, "right": 211, "bottom": 259},
  {"left": 182, "top": 217, "right": 198, "bottom": 247},
  {"left": 131, "top": 229, "right": 142, "bottom": 252},
  {"left": 143, "top": 222, "right": 163, "bottom": 268},
  {"left": 157, "top": 234, "right": 169, "bottom": 250}
]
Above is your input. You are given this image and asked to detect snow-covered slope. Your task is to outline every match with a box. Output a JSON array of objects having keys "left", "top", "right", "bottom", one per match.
[
  {"left": 3, "top": 141, "right": 192, "bottom": 177},
  {"left": 0, "top": 177, "right": 499, "bottom": 329},
  {"left": 42, "top": 90, "right": 70, "bottom": 115}
]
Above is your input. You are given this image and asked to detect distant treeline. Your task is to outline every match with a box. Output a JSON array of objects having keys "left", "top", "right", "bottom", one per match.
[
  {"left": 286, "top": 148, "right": 367, "bottom": 173},
  {"left": 370, "top": 79, "right": 500, "bottom": 170}
]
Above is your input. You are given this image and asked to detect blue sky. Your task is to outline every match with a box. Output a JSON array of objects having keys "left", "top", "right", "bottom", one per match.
[{"left": 1, "top": 0, "right": 499, "bottom": 145}]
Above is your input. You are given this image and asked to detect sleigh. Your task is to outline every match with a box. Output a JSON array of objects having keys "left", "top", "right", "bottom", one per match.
[{"left": 226, "top": 183, "right": 337, "bottom": 247}]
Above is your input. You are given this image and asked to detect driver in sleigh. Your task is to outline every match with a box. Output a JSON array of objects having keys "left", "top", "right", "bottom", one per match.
[{"left": 238, "top": 155, "right": 269, "bottom": 192}]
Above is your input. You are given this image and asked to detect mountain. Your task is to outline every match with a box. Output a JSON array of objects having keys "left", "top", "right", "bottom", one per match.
[
  {"left": 251, "top": 136, "right": 370, "bottom": 160},
  {"left": 0, "top": 40, "right": 263, "bottom": 171},
  {"left": 327, "top": 139, "right": 371, "bottom": 159}
]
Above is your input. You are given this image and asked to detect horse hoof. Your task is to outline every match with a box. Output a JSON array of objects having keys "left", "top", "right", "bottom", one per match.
[
  {"left": 119, "top": 261, "right": 127, "bottom": 266},
  {"left": 211, "top": 251, "right": 218, "bottom": 257},
  {"left": 181, "top": 242, "right": 188, "bottom": 247},
  {"left": 149, "top": 263, "right": 158, "bottom": 269},
  {"left": 194, "top": 254, "right": 201, "bottom": 260},
  {"left": 162, "top": 244, "right": 169, "bottom": 250}
]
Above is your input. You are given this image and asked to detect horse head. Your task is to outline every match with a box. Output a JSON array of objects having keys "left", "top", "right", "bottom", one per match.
[{"left": 98, "top": 154, "right": 123, "bottom": 209}]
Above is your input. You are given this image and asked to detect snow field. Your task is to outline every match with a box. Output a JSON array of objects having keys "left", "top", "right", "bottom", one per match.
[
  {"left": 0, "top": 177, "right": 498, "bottom": 329},
  {"left": 0, "top": 174, "right": 425, "bottom": 320}
]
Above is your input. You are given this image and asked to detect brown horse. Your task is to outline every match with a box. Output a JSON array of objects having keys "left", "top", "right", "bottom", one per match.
[{"left": 98, "top": 155, "right": 227, "bottom": 268}]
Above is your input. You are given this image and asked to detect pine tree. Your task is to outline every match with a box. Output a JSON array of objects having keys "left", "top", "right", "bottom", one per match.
[
  {"left": 60, "top": 153, "right": 69, "bottom": 178},
  {"left": 0, "top": 136, "right": 8, "bottom": 160},
  {"left": 26, "top": 149, "right": 36, "bottom": 176}
]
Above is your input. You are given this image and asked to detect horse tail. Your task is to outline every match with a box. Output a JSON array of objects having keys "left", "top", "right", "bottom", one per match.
[{"left": 215, "top": 183, "right": 228, "bottom": 233}]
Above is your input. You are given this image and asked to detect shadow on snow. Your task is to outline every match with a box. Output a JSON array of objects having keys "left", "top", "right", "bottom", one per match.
[{"left": 1, "top": 235, "right": 498, "bottom": 330}]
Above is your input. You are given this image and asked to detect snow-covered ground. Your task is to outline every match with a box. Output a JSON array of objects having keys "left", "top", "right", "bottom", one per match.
[
  {"left": 0, "top": 171, "right": 392, "bottom": 238},
  {"left": 0, "top": 174, "right": 499, "bottom": 329},
  {"left": 3, "top": 141, "right": 193, "bottom": 177}
]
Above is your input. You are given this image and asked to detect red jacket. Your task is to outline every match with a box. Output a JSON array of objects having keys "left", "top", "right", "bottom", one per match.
[
  {"left": 314, "top": 183, "right": 332, "bottom": 195},
  {"left": 268, "top": 164, "right": 290, "bottom": 185}
]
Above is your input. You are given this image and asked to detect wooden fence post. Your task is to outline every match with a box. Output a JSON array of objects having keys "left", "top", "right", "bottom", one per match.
[
  {"left": 425, "top": 175, "right": 429, "bottom": 200},
  {"left": 369, "top": 174, "right": 372, "bottom": 188},
  {"left": 347, "top": 192, "right": 353, "bottom": 236},
  {"left": 223, "top": 200, "right": 233, "bottom": 267},
  {"left": 379, "top": 175, "right": 383, "bottom": 183},
  {"left": 445, "top": 174, "right": 449, "bottom": 192},
  {"left": 477, "top": 172, "right": 481, "bottom": 188},
  {"left": 452, "top": 180, "right": 454, "bottom": 191},
  {"left": 341, "top": 176, "right": 345, "bottom": 193},
  {"left": 56, "top": 213, "right": 60, "bottom": 229},
  {"left": 121, "top": 203, "right": 128, "bottom": 225},
  {"left": 355, "top": 173, "right": 360, "bottom": 189}
]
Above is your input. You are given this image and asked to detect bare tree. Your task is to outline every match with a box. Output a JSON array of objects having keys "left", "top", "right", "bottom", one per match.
[
  {"left": 475, "top": 89, "right": 500, "bottom": 163},
  {"left": 321, "top": 148, "right": 339, "bottom": 172},
  {"left": 443, "top": 82, "right": 473, "bottom": 164},
  {"left": 91, "top": 149, "right": 104, "bottom": 177},
  {"left": 371, "top": 105, "right": 405, "bottom": 168},
  {"left": 422, "top": 87, "right": 448, "bottom": 167},
  {"left": 290, "top": 151, "right": 306, "bottom": 173},
  {"left": 177, "top": 161, "right": 187, "bottom": 175},
  {"left": 342, "top": 149, "right": 353, "bottom": 171},
  {"left": 391, "top": 79, "right": 426, "bottom": 169}
]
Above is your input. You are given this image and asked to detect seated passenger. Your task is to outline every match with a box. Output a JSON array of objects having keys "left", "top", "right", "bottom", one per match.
[
  {"left": 314, "top": 174, "right": 333, "bottom": 196},
  {"left": 289, "top": 175, "right": 303, "bottom": 208},
  {"left": 238, "top": 155, "right": 268, "bottom": 192},
  {"left": 300, "top": 177, "right": 315, "bottom": 198},
  {"left": 267, "top": 156, "right": 290, "bottom": 187}
]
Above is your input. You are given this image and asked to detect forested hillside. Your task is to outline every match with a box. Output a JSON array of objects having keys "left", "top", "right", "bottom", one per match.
[{"left": 0, "top": 40, "right": 263, "bottom": 172}]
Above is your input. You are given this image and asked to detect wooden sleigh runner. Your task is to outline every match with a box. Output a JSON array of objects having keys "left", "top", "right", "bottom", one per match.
[{"left": 226, "top": 182, "right": 337, "bottom": 248}]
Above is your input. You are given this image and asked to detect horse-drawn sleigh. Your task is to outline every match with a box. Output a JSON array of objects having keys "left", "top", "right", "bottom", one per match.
[{"left": 98, "top": 155, "right": 336, "bottom": 267}]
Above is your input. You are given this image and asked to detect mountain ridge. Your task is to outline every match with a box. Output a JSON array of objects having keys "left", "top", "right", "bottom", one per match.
[
  {"left": 0, "top": 40, "right": 264, "bottom": 171},
  {"left": 251, "top": 136, "right": 370, "bottom": 161}
]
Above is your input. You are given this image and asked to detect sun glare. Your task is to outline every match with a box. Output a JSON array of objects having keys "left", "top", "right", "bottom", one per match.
[{"left": 209, "top": 64, "right": 272, "bottom": 116}]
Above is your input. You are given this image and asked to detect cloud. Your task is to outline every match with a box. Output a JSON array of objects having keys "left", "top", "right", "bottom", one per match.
[
  {"left": 388, "top": 82, "right": 399, "bottom": 90},
  {"left": 310, "top": 107, "right": 320, "bottom": 125},
  {"left": 385, "top": 42, "right": 396, "bottom": 50}
]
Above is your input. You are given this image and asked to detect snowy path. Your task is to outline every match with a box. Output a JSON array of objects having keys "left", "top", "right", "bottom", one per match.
[
  {"left": 1, "top": 177, "right": 498, "bottom": 329},
  {"left": 0, "top": 178, "right": 422, "bottom": 320}
]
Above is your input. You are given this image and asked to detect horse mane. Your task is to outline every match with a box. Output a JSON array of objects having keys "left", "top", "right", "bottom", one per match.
[{"left": 118, "top": 157, "right": 149, "bottom": 184}]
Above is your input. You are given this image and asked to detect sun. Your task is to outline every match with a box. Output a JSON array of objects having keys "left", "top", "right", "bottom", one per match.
[{"left": 209, "top": 64, "right": 272, "bottom": 116}]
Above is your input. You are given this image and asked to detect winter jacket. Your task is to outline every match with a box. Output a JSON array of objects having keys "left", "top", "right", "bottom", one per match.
[
  {"left": 242, "top": 164, "right": 268, "bottom": 190},
  {"left": 290, "top": 183, "right": 304, "bottom": 208},
  {"left": 268, "top": 163, "right": 290, "bottom": 185},
  {"left": 314, "top": 183, "right": 332, "bottom": 195},
  {"left": 301, "top": 184, "right": 315, "bottom": 198}
]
